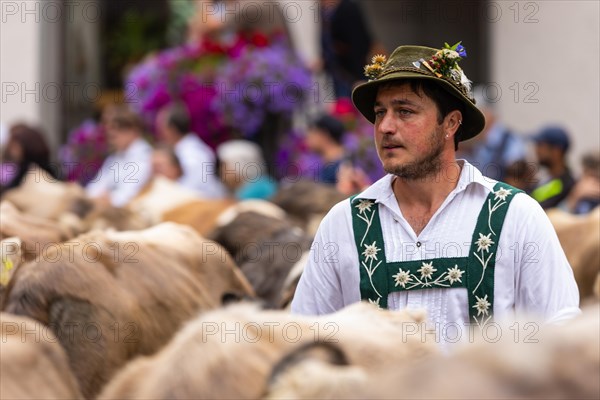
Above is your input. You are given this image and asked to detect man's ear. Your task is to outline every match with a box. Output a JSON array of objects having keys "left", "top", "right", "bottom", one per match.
[{"left": 444, "top": 110, "right": 463, "bottom": 139}]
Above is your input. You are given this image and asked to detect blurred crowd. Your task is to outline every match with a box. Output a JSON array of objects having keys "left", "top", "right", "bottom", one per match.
[{"left": 0, "top": 0, "right": 598, "bottom": 217}]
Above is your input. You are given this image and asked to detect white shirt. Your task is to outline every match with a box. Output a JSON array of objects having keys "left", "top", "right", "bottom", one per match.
[
  {"left": 86, "top": 138, "right": 153, "bottom": 207},
  {"left": 292, "top": 161, "right": 580, "bottom": 332},
  {"left": 174, "top": 134, "right": 227, "bottom": 198}
]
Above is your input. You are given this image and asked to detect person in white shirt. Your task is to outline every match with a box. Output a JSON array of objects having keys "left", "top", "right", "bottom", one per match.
[
  {"left": 86, "top": 107, "right": 153, "bottom": 207},
  {"left": 156, "top": 103, "right": 227, "bottom": 198},
  {"left": 291, "top": 44, "right": 580, "bottom": 341}
]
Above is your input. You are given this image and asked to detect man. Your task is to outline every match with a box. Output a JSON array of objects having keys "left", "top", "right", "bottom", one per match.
[
  {"left": 531, "top": 126, "right": 576, "bottom": 209},
  {"left": 306, "top": 114, "right": 347, "bottom": 184},
  {"left": 458, "top": 85, "right": 527, "bottom": 181},
  {"left": 156, "top": 103, "right": 226, "bottom": 198},
  {"left": 564, "top": 152, "right": 600, "bottom": 214},
  {"left": 291, "top": 44, "right": 579, "bottom": 339},
  {"left": 86, "top": 108, "right": 152, "bottom": 207},
  {"left": 320, "top": 0, "right": 374, "bottom": 98}
]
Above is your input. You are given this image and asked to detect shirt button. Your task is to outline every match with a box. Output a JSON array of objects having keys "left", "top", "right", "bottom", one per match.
[{"left": 416, "top": 241, "right": 422, "bottom": 247}]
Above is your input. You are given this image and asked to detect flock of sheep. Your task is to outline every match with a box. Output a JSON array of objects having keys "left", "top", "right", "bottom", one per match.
[{"left": 1, "top": 166, "right": 599, "bottom": 399}]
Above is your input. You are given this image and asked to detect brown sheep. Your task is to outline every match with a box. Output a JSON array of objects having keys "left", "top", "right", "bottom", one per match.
[
  {"left": 265, "top": 307, "right": 600, "bottom": 399},
  {"left": 1, "top": 312, "right": 83, "bottom": 399},
  {"left": 271, "top": 180, "right": 347, "bottom": 236},
  {"left": 2, "top": 222, "right": 254, "bottom": 398},
  {"left": 126, "top": 176, "right": 201, "bottom": 225},
  {"left": 2, "top": 165, "right": 150, "bottom": 233},
  {"left": 0, "top": 201, "right": 82, "bottom": 260},
  {"left": 1, "top": 237, "right": 22, "bottom": 309},
  {"left": 161, "top": 199, "right": 237, "bottom": 237},
  {"left": 2, "top": 165, "right": 87, "bottom": 221},
  {"left": 547, "top": 207, "right": 600, "bottom": 300},
  {"left": 161, "top": 198, "right": 287, "bottom": 239},
  {"left": 99, "top": 302, "right": 435, "bottom": 400},
  {"left": 209, "top": 211, "right": 312, "bottom": 308}
]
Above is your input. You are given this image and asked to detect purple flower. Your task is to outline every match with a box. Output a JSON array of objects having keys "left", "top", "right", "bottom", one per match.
[
  {"left": 456, "top": 44, "right": 467, "bottom": 58},
  {"left": 212, "top": 42, "right": 311, "bottom": 137},
  {"left": 58, "top": 119, "right": 109, "bottom": 185}
]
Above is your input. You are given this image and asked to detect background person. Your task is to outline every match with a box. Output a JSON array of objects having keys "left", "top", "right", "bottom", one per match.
[
  {"left": 457, "top": 85, "right": 527, "bottom": 181},
  {"left": 0, "top": 123, "right": 61, "bottom": 194},
  {"left": 86, "top": 107, "right": 153, "bottom": 207},
  {"left": 155, "top": 103, "right": 227, "bottom": 198},
  {"left": 217, "top": 140, "right": 277, "bottom": 200},
  {"left": 531, "top": 126, "right": 576, "bottom": 209},
  {"left": 305, "top": 114, "right": 347, "bottom": 184},
  {"left": 318, "top": 0, "right": 375, "bottom": 98},
  {"left": 563, "top": 151, "right": 600, "bottom": 214}
]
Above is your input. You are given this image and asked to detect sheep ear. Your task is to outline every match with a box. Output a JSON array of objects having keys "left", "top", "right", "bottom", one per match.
[
  {"left": 263, "top": 341, "right": 361, "bottom": 399},
  {"left": 272, "top": 341, "right": 349, "bottom": 380},
  {"left": 1, "top": 237, "right": 22, "bottom": 286},
  {"left": 267, "top": 341, "right": 349, "bottom": 385}
]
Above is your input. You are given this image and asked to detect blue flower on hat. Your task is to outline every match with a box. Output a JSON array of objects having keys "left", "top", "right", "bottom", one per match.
[{"left": 444, "top": 41, "right": 467, "bottom": 58}]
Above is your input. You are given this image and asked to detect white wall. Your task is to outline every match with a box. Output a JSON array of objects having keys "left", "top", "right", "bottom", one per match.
[
  {"left": 0, "top": 0, "right": 62, "bottom": 153},
  {"left": 491, "top": 0, "right": 600, "bottom": 171},
  {"left": 1, "top": 1, "right": 42, "bottom": 127}
]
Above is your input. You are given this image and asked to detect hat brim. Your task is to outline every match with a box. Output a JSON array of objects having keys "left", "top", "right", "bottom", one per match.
[{"left": 351, "top": 71, "right": 485, "bottom": 142}]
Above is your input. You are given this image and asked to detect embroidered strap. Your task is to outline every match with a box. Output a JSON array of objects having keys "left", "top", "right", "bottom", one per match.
[
  {"left": 466, "top": 182, "right": 520, "bottom": 326},
  {"left": 350, "top": 183, "right": 521, "bottom": 324},
  {"left": 350, "top": 197, "right": 390, "bottom": 308}
]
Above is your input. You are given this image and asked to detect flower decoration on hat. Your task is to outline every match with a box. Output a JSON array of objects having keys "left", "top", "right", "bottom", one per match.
[
  {"left": 414, "top": 41, "right": 472, "bottom": 93},
  {"left": 364, "top": 54, "right": 387, "bottom": 81}
]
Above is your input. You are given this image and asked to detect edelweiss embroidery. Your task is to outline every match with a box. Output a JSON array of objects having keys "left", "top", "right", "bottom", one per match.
[{"left": 350, "top": 182, "right": 520, "bottom": 324}]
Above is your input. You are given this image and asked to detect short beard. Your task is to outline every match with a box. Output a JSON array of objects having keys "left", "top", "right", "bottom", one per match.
[
  {"left": 384, "top": 128, "right": 445, "bottom": 180},
  {"left": 538, "top": 159, "right": 551, "bottom": 169}
]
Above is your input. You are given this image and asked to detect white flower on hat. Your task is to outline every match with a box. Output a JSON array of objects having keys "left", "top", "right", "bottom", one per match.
[{"left": 441, "top": 48, "right": 460, "bottom": 59}]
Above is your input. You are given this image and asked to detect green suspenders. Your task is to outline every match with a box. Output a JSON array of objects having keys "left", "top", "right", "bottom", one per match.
[{"left": 351, "top": 182, "right": 521, "bottom": 326}]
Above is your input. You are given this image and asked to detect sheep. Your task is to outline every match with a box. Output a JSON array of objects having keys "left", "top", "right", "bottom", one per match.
[
  {"left": 99, "top": 302, "right": 434, "bottom": 399},
  {"left": 2, "top": 222, "right": 254, "bottom": 398},
  {"left": 1, "top": 312, "right": 83, "bottom": 399}
]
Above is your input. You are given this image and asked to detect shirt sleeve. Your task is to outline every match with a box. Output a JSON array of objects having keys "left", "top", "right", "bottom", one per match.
[
  {"left": 177, "top": 143, "right": 226, "bottom": 199},
  {"left": 511, "top": 194, "right": 581, "bottom": 323},
  {"left": 291, "top": 200, "right": 355, "bottom": 315},
  {"left": 110, "top": 155, "right": 153, "bottom": 208},
  {"left": 85, "top": 157, "right": 113, "bottom": 198}
]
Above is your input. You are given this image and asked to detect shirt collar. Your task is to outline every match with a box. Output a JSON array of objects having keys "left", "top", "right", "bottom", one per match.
[{"left": 354, "top": 160, "right": 496, "bottom": 204}]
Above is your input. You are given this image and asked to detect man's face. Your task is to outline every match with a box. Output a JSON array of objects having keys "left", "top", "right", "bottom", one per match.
[
  {"left": 373, "top": 83, "right": 447, "bottom": 179},
  {"left": 107, "top": 124, "right": 137, "bottom": 153},
  {"left": 535, "top": 142, "right": 557, "bottom": 168}
]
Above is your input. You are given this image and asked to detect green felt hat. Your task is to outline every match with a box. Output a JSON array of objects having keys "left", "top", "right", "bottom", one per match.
[{"left": 351, "top": 44, "right": 485, "bottom": 141}]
